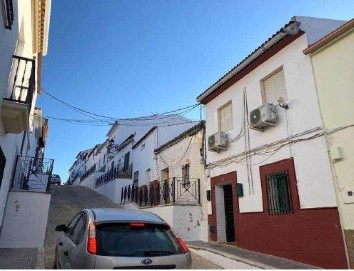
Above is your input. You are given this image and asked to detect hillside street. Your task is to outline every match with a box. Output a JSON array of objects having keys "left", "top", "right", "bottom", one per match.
[{"left": 44, "top": 185, "right": 220, "bottom": 269}]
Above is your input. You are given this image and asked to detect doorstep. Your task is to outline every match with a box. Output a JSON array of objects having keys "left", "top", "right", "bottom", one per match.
[{"left": 187, "top": 241, "right": 319, "bottom": 269}]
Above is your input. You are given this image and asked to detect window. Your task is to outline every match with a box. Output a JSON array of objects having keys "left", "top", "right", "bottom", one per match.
[
  {"left": 66, "top": 213, "right": 82, "bottom": 239},
  {"left": 161, "top": 167, "right": 169, "bottom": 181},
  {"left": 123, "top": 152, "right": 130, "bottom": 171},
  {"left": 218, "top": 102, "right": 233, "bottom": 132},
  {"left": 96, "top": 224, "right": 180, "bottom": 257},
  {"left": 133, "top": 171, "right": 139, "bottom": 187},
  {"left": 145, "top": 168, "right": 151, "bottom": 183},
  {"left": 182, "top": 164, "right": 190, "bottom": 187},
  {"left": 0, "top": 147, "right": 6, "bottom": 188},
  {"left": 71, "top": 213, "right": 87, "bottom": 245},
  {"left": 265, "top": 170, "right": 292, "bottom": 215},
  {"left": 1, "top": 0, "right": 14, "bottom": 29},
  {"left": 262, "top": 68, "right": 287, "bottom": 105}
]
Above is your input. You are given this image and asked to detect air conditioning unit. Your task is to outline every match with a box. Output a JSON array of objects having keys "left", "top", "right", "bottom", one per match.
[
  {"left": 208, "top": 132, "right": 228, "bottom": 152},
  {"left": 250, "top": 103, "right": 277, "bottom": 130}
]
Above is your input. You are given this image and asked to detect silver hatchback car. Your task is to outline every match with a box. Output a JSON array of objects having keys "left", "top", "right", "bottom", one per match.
[{"left": 54, "top": 208, "right": 192, "bottom": 269}]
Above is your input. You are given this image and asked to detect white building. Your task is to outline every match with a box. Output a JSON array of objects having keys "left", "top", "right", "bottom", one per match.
[
  {"left": 0, "top": 0, "right": 52, "bottom": 248},
  {"left": 71, "top": 115, "right": 209, "bottom": 241},
  {"left": 197, "top": 16, "right": 348, "bottom": 268}
]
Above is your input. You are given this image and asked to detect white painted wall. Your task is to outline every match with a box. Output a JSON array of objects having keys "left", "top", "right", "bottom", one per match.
[
  {"left": 205, "top": 34, "right": 337, "bottom": 212},
  {"left": 140, "top": 205, "right": 204, "bottom": 241},
  {"left": 133, "top": 130, "right": 158, "bottom": 186},
  {"left": 0, "top": 191, "right": 51, "bottom": 248},
  {"left": 310, "top": 30, "right": 354, "bottom": 230},
  {"left": 95, "top": 179, "right": 132, "bottom": 204}
]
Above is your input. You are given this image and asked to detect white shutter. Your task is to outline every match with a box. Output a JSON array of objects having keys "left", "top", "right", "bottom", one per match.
[
  {"left": 263, "top": 69, "right": 287, "bottom": 105},
  {"left": 219, "top": 103, "right": 233, "bottom": 132}
]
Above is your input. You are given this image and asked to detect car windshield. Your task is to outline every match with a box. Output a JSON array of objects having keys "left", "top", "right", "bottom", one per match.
[{"left": 96, "top": 223, "right": 180, "bottom": 257}]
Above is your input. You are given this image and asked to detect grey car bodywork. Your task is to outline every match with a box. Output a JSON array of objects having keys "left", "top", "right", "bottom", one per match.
[{"left": 55, "top": 208, "right": 192, "bottom": 269}]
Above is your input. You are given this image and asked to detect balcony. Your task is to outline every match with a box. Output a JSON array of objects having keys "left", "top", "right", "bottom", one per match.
[
  {"left": 1, "top": 55, "right": 36, "bottom": 134},
  {"left": 95, "top": 163, "right": 133, "bottom": 188},
  {"left": 120, "top": 178, "right": 201, "bottom": 207},
  {"left": 11, "top": 156, "right": 54, "bottom": 192}
]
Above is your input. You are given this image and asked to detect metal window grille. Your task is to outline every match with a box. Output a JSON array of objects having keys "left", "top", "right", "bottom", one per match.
[
  {"left": 265, "top": 170, "right": 292, "bottom": 215},
  {"left": 182, "top": 164, "right": 190, "bottom": 187}
]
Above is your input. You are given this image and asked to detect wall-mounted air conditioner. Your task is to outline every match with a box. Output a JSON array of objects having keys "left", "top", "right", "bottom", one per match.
[
  {"left": 250, "top": 103, "right": 277, "bottom": 131},
  {"left": 208, "top": 132, "right": 228, "bottom": 152}
]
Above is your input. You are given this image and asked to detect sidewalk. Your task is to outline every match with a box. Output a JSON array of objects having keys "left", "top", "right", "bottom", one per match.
[
  {"left": 187, "top": 241, "right": 319, "bottom": 269},
  {"left": 0, "top": 248, "right": 44, "bottom": 269}
]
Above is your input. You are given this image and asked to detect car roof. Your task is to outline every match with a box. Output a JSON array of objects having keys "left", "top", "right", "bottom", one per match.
[{"left": 89, "top": 208, "right": 166, "bottom": 224}]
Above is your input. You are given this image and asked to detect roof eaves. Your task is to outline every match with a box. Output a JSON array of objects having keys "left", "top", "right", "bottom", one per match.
[
  {"left": 154, "top": 121, "right": 205, "bottom": 154},
  {"left": 132, "top": 126, "right": 158, "bottom": 149},
  {"left": 303, "top": 18, "right": 354, "bottom": 55},
  {"left": 196, "top": 19, "right": 301, "bottom": 104}
]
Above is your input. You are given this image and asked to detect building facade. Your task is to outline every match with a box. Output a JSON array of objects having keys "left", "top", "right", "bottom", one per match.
[
  {"left": 0, "top": 0, "right": 52, "bottom": 248},
  {"left": 69, "top": 116, "right": 208, "bottom": 241},
  {"left": 197, "top": 16, "right": 348, "bottom": 268},
  {"left": 304, "top": 18, "right": 354, "bottom": 268}
]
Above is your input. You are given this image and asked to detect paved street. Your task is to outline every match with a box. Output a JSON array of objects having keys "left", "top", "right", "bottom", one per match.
[
  {"left": 44, "top": 185, "right": 220, "bottom": 269},
  {"left": 44, "top": 185, "right": 119, "bottom": 268},
  {"left": 191, "top": 252, "right": 222, "bottom": 269}
]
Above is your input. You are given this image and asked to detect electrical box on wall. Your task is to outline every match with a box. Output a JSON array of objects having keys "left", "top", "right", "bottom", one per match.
[
  {"left": 330, "top": 146, "right": 343, "bottom": 161},
  {"left": 236, "top": 183, "right": 243, "bottom": 197}
]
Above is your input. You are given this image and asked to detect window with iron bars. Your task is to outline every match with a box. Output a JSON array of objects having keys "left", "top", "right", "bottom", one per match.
[
  {"left": 265, "top": 170, "right": 292, "bottom": 215},
  {"left": 182, "top": 164, "right": 190, "bottom": 187}
]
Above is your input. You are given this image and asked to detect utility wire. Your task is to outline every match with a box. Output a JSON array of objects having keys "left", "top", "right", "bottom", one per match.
[{"left": 42, "top": 87, "right": 200, "bottom": 123}]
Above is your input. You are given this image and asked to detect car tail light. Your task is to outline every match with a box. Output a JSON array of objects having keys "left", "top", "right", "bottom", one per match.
[
  {"left": 129, "top": 223, "right": 145, "bottom": 227},
  {"left": 87, "top": 223, "right": 96, "bottom": 254},
  {"left": 177, "top": 237, "right": 189, "bottom": 253}
]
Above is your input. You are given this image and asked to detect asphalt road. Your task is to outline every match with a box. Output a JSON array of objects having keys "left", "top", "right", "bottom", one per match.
[{"left": 44, "top": 185, "right": 221, "bottom": 269}]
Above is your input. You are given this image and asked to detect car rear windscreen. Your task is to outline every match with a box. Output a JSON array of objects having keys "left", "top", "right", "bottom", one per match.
[{"left": 96, "top": 223, "right": 180, "bottom": 257}]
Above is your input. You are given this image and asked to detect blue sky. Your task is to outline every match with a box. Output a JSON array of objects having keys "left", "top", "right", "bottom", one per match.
[{"left": 37, "top": 0, "right": 354, "bottom": 181}]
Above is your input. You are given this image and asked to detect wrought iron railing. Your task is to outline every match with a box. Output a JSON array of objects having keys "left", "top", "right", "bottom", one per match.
[
  {"left": 11, "top": 156, "right": 54, "bottom": 192},
  {"left": 80, "top": 164, "right": 96, "bottom": 182},
  {"left": 95, "top": 163, "right": 133, "bottom": 188},
  {"left": 120, "top": 177, "right": 201, "bottom": 207},
  {"left": 4, "top": 55, "right": 35, "bottom": 110}
]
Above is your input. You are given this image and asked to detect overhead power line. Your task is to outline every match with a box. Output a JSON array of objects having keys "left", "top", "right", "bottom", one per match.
[{"left": 41, "top": 88, "right": 200, "bottom": 123}]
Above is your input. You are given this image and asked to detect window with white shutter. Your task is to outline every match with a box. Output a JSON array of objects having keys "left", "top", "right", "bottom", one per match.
[
  {"left": 262, "top": 69, "right": 287, "bottom": 105},
  {"left": 218, "top": 102, "right": 233, "bottom": 132}
]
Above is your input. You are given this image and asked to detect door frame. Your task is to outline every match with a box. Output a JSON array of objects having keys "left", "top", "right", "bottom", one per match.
[{"left": 210, "top": 171, "right": 238, "bottom": 243}]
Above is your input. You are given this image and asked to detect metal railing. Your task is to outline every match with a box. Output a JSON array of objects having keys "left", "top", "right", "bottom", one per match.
[
  {"left": 95, "top": 163, "right": 133, "bottom": 188},
  {"left": 80, "top": 164, "right": 96, "bottom": 182},
  {"left": 120, "top": 177, "right": 201, "bottom": 207},
  {"left": 11, "top": 156, "right": 54, "bottom": 192},
  {"left": 4, "top": 55, "right": 35, "bottom": 110}
]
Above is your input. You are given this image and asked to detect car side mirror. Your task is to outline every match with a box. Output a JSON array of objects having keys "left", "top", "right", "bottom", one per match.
[{"left": 55, "top": 224, "right": 67, "bottom": 232}]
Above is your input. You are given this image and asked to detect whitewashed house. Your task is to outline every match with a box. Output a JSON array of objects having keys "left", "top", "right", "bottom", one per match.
[
  {"left": 196, "top": 16, "right": 348, "bottom": 268},
  {"left": 0, "top": 0, "right": 52, "bottom": 248},
  {"left": 70, "top": 116, "right": 209, "bottom": 241}
]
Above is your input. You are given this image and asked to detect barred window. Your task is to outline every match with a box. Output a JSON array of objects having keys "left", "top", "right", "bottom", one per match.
[
  {"left": 182, "top": 164, "right": 190, "bottom": 187},
  {"left": 265, "top": 170, "right": 292, "bottom": 215}
]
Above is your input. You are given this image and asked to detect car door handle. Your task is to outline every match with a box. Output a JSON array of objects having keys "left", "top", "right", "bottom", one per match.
[
  {"left": 64, "top": 250, "right": 69, "bottom": 256},
  {"left": 59, "top": 242, "right": 63, "bottom": 246}
]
